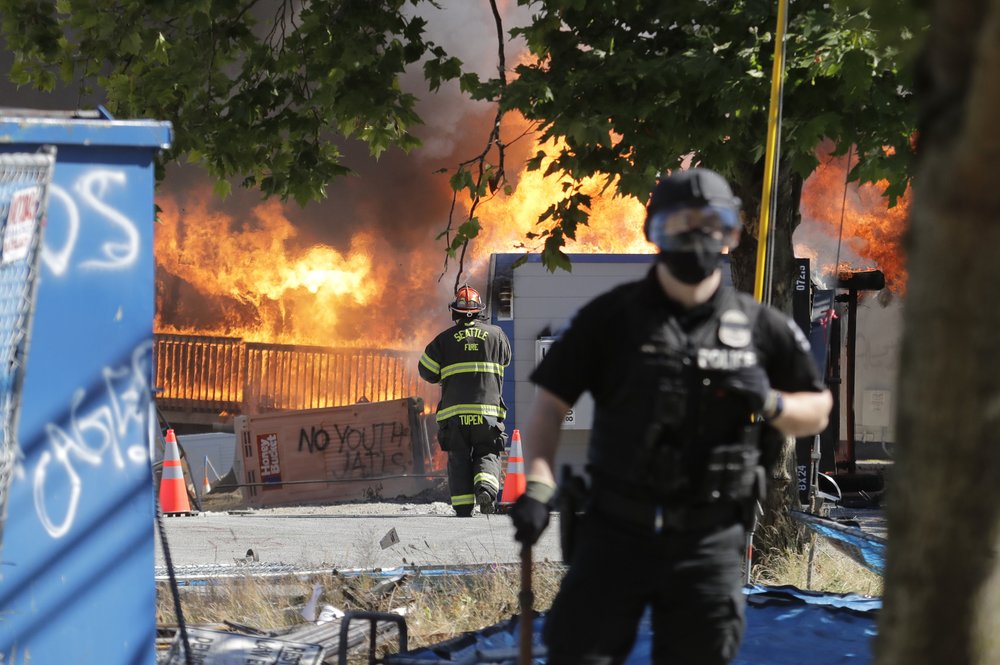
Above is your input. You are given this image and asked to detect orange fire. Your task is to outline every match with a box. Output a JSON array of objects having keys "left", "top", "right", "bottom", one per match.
[
  {"left": 155, "top": 134, "right": 910, "bottom": 353},
  {"left": 798, "top": 143, "right": 910, "bottom": 294},
  {"left": 475, "top": 138, "right": 651, "bottom": 254},
  {"left": 155, "top": 134, "right": 652, "bottom": 349},
  {"left": 155, "top": 190, "right": 442, "bottom": 348}
]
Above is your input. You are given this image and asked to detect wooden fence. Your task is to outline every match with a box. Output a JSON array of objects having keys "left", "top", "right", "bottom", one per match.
[{"left": 153, "top": 334, "right": 436, "bottom": 418}]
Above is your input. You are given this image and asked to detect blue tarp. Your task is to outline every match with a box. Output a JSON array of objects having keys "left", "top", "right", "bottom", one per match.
[
  {"left": 386, "top": 585, "right": 880, "bottom": 664},
  {"left": 790, "top": 511, "right": 887, "bottom": 576}
]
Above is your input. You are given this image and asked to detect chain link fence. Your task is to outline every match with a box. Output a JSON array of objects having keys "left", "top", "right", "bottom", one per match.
[{"left": 0, "top": 148, "right": 56, "bottom": 552}]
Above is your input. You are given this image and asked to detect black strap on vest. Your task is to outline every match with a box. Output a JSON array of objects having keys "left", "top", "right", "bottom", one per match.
[{"left": 633, "top": 288, "right": 766, "bottom": 504}]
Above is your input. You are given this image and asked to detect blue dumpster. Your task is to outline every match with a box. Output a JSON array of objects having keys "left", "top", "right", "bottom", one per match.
[{"left": 0, "top": 108, "right": 171, "bottom": 665}]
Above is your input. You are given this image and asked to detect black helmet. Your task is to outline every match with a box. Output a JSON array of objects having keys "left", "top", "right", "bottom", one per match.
[{"left": 644, "top": 168, "right": 742, "bottom": 252}]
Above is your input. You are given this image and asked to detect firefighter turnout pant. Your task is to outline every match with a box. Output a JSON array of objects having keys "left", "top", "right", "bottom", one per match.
[
  {"left": 543, "top": 510, "right": 746, "bottom": 665},
  {"left": 439, "top": 416, "right": 504, "bottom": 516}
]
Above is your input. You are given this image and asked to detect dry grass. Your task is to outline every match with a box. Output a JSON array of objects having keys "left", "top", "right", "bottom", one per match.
[
  {"left": 157, "top": 574, "right": 316, "bottom": 629},
  {"left": 158, "top": 563, "right": 565, "bottom": 652},
  {"left": 197, "top": 489, "right": 249, "bottom": 513},
  {"left": 390, "top": 562, "right": 563, "bottom": 641},
  {"left": 158, "top": 540, "right": 879, "bottom": 660},
  {"left": 752, "top": 535, "right": 884, "bottom": 597}
]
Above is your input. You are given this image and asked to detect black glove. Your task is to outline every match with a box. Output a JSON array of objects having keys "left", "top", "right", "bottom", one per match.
[
  {"left": 509, "top": 479, "right": 555, "bottom": 545},
  {"left": 720, "top": 364, "right": 774, "bottom": 414}
]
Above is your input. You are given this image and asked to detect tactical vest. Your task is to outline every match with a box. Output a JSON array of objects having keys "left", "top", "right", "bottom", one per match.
[{"left": 588, "top": 287, "right": 765, "bottom": 503}]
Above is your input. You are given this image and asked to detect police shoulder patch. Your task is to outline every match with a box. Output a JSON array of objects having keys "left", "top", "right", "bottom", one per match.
[{"left": 718, "top": 309, "right": 752, "bottom": 348}]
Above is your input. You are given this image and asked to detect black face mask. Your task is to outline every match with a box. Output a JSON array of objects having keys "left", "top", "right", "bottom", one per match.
[
  {"left": 658, "top": 251, "right": 722, "bottom": 283},
  {"left": 657, "top": 233, "right": 726, "bottom": 284}
]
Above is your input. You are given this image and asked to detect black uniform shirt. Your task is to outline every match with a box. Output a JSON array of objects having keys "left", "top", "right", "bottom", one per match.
[{"left": 531, "top": 266, "right": 825, "bottom": 484}]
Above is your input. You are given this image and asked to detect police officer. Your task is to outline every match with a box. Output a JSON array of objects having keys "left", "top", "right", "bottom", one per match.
[
  {"left": 509, "top": 168, "right": 832, "bottom": 664},
  {"left": 419, "top": 285, "right": 512, "bottom": 517}
]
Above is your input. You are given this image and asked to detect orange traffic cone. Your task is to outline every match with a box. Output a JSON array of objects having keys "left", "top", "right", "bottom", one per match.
[
  {"left": 160, "top": 429, "right": 194, "bottom": 515},
  {"left": 202, "top": 455, "right": 212, "bottom": 496},
  {"left": 499, "top": 429, "right": 526, "bottom": 511}
]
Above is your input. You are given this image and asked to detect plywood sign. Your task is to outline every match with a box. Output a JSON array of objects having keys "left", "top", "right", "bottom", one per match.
[{"left": 235, "top": 397, "right": 435, "bottom": 507}]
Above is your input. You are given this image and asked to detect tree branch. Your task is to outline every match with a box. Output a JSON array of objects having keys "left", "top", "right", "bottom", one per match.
[{"left": 441, "top": 0, "right": 509, "bottom": 293}]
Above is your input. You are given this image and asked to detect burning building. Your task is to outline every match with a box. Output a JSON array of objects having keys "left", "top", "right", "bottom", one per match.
[
  {"left": 152, "top": 135, "right": 652, "bottom": 431},
  {"left": 151, "top": 131, "right": 653, "bottom": 503},
  {"left": 153, "top": 126, "right": 908, "bottom": 501}
]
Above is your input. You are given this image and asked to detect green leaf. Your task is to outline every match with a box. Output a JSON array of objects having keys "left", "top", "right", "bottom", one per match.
[
  {"left": 542, "top": 245, "right": 572, "bottom": 273},
  {"left": 0, "top": 0, "right": 919, "bottom": 284},
  {"left": 449, "top": 168, "right": 475, "bottom": 193},
  {"left": 212, "top": 178, "right": 232, "bottom": 199},
  {"left": 458, "top": 218, "right": 481, "bottom": 239}
]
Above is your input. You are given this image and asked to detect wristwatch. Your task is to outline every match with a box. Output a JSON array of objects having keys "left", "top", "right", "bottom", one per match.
[{"left": 763, "top": 390, "right": 785, "bottom": 420}]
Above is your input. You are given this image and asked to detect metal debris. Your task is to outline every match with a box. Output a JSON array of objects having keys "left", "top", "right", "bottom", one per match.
[{"left": 164, "top": 627, "right": 324, "bottom": 665}]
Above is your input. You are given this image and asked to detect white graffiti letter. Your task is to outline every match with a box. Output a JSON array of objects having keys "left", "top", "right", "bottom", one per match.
[
  {"left": 103, "top": 342, "right": 153, "bottom": 441},
  {"left": 31, "top": 345, "right": 153, "bottom": 537},
  {"left": 40, "top": 185, "right": 79, "bottom": 277},
  {"left": 34, "top": 427, "right": 83, "bottom": 539},
  {"left": 75, "top": 169, "right": 138, "bottom": 270}
]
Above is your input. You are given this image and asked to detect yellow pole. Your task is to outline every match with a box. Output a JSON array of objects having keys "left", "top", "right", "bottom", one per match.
[{"left": 753, "top": 0, "right": 790, "bottom": 304}]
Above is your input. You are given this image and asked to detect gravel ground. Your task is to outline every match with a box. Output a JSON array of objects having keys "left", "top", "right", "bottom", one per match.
[
  {"left": 156, "top": 493, "right": 886, "bottom": 575},
  {"left": 156, "top": 498, "right": 564, "bottom": 572}
]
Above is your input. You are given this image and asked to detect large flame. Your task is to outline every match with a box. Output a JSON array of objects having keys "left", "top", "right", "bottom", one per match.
[
  {"left": 155, "top": 133, "right": 652, "bottom": 349},
  {"left": 156, "top": 136, "right": 911, "bottom": 351},
  {"left": 475, "top": 138, "right": 651, "bottom": 254},
  {"left": 155, "top": 190, "right": 446, "bottom": 348},
  {"left": 797, "top": 143, "right": 910, "bottom": 294}
]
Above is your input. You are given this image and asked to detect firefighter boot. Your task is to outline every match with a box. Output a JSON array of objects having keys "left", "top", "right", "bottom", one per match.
[{"left": 475, "top": 484, "right": 497, "bottom": 515}]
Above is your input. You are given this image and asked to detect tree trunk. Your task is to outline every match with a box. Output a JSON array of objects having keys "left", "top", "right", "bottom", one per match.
[
  {"left": 752, "top": 434, "right": 805, "bottom": 558},
  {"left": 731, "top": 163, "right": 809, "bottom": 559},
  {"left": 730, "top": 162, "right": 803, "bottom": 316},
  {"left": 875, "top": 1, "right": 1000, "bottom": 663}
]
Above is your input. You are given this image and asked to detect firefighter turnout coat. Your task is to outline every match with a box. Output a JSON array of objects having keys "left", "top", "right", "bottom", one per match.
[{"left": 418, "top": 318, "right": 511, "bottom": 424}]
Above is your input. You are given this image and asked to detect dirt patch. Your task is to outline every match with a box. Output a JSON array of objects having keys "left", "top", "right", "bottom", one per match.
[{"left": 199, "top": 490, "right": 248, "bottom": 512}]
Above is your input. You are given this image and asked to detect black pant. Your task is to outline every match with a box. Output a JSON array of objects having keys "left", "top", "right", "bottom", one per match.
[
  {"left": 439, "top": 417, "right": 504, "bottom": 515},
  {"left": 543, "top": 511, "right": 746, "bottom": 664}
]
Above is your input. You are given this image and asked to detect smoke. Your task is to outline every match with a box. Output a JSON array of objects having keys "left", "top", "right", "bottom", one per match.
[
  {"left": 794, "top": 142, "right": 909, "bottom": 298},
  {"left": 164, "top": 2, "right": 532, "bottom": 243},
  {"left": 407, "top": 1, "right": 531, "bottom": 159},
  {"left": 1, "top": 2, "right": 538, "bottom": 348},
  {"left": 794, "top": 217, "right": 869, "bottom": 290},
  {"left": 155, "top": 1, "right": 536, "bottom": 346}
]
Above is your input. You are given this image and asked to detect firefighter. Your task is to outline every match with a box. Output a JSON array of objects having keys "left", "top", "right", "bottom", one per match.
[
  {"left": 509, "top": 168, "right": 832, "bottom": 664},
  {"left": 419, "top": 285, "right": 512, "bottom": 517}
]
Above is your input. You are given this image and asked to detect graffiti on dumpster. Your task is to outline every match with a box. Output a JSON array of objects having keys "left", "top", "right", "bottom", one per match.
[
  {"left": 41, "top": 169, "right": 139, "bottom": 277},
  {"left": 25, "top": 341, "right": 151, "bottom": 538},
  {"left": 1, "top": 645, "right": 29, "bottom": 664}
]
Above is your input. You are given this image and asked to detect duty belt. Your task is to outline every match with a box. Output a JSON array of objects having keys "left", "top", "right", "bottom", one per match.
[{"left": 590, "top": 486, "right": 741, "bottom": 534}]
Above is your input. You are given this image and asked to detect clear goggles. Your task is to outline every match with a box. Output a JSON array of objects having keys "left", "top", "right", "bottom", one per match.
[{"left": 648, "top": 205, "right": 741, "bottom": 251}]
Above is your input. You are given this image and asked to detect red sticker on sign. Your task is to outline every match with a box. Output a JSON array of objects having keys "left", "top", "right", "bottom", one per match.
[
  {"left": 257, "top": 432, "right": 283, "bottom": 489},
  {"left": 2, "top": 186, "right": 41, "bottom": 264}
]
